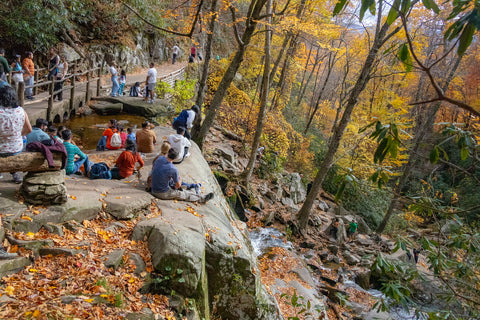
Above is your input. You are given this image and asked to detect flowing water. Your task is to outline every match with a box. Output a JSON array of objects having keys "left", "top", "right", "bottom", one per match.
[
  {"left": 249, "top": 227, "right": 427, "bottom": 320},
  {"left": 60, "top": 114, "right": 169, "bottom": 150}
]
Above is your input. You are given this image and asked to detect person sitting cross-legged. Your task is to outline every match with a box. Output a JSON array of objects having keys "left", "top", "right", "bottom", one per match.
[
  {"left": 110, "top": 138, "right": 144, "bottom": 180},
  {"left": 150, "top": 148, "right": 214, "bottom": 203},
  {"left": 62, "top": 129, "right": 90, "bottom": 176}
]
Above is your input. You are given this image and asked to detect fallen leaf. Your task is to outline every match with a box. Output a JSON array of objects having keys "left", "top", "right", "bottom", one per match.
[
  {"left": 21, "top": 216, "right": 33, "bottom": 221},
  {"left": 70, "top": 195, "right": 77, "bottom": 200},
  {"left": 5, "top": 286, "right": 14, "bottom": 295}
]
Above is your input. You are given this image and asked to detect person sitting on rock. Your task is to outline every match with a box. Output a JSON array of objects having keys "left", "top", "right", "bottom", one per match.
[
  {"left": 150, "top": 148, "right": 213, "bottom": 203},
  {"left": 136, "top": 121, "right": 156, "bottom": 153},
  {"left": 26, "top": 118, "right": 49, "bottom": 145},
  {"left": 62, "top": 129, "right": 90, "bottom": 176},
  {"left": 172, "top": 104, "right": 199, "bottom": 140},
  {"left": 110, "top": 138, "right": 144, "bottom": 180},
  {"left": 146, "top": 141, "right": 171, "bottom": 192},
  {"left": 167, "top": 126, "right": 191, "bottom": 164},
  {"left": 102, "top": 119, "right": 121, "bottom": 150},
  {"left": 330, "top": 218, "right": 339, "bottom": 240},
  {"left": 0, "top": 85, "right": 32, "bottom": 183}
]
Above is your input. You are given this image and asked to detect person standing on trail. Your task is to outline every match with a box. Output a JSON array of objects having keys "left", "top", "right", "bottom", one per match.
[
  {"left": 150, "top": 148, "right": 214, "bottom": 203},
  {"left": 22, "top": 52, "right": 35, "bottom": 100},
  {"left": 172, "top": 104, "right": 199, "bottom": 140},
  {"left": 190, "top": 46, "right": 196, "bottom": 60},
  {"left": 110, "top": 61, "right": 119, "bottom": 97},
  {"left": 347, "top": 219, "right": 358, "bottom": 241},
  {"left": 172, "top": 44, "right": 180, "bottom": 64},
  {"left": 53, "top": 54, "right": 68, "bottom": 101},
  {"left": 0, "top": 49, "right": 11, "bottom": 81},
  {"left": 144, "top": 62, "right": 157, "bottom": 103},
  {"left": 47, "top": 48, "right": 60, "bottom": 80},
  {"left": 10, "top": 55, "right": 24, "bottom": 93}
]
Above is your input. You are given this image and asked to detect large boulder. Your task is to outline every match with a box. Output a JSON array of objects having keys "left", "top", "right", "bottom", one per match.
[
  {"left": 133, "top": 142, "right": 282, "bottom": 320},
  {"left": 282, "top": 173, "right": 306, "bottom": 204}
]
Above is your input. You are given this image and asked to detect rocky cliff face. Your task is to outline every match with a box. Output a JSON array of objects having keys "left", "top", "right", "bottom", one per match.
[{"left": 132, "top": 136, "right": 281, "bottom": 320}]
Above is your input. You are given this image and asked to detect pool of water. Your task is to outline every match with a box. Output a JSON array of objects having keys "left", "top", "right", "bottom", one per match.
[{"left": 60, "top": 114, "right": 169, "bottom": 150}]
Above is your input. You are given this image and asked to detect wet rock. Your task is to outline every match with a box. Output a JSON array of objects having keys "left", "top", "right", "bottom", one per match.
[
  {"left": 343, "top": 251, "right": 361, "bottom": 266},
  {"left": 103, "top": 249, "right": 125, "bottom": 270},
  {"left": 354, "top": 269, "right": 371, "bottom": 290},
  {"left": 90, "top": 101, "right": 123, "bottom": 115},
  {"left": 318, "top": 200, "right": 329, "bottom": 211},
  {"left": 129, "top": 252, "right": 146, "bottom": 275}
]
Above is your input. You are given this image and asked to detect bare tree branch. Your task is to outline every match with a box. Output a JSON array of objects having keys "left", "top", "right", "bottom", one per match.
[
  {"left": 229, "top": 5, "right": 243, "bottom": 46},
  {"left": 119, "top": 0, "right": 204, "bottom": 38}
]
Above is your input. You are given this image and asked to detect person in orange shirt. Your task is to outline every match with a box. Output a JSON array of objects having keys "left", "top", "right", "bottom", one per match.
[
  {"left": 22, "top": 52, "right": 35, "bottom": 100},
  {"left": 110, "top": 139, "right": 144, "bottom": 179},
  {"left": 102, "top": 119, "right": 121, "bottom": 150}
]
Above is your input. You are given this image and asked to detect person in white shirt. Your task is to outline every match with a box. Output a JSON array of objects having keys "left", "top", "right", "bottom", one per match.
[
  {"left": 144, "top": 62, "right": 157, "bottom": 103},
  {"left": 172, "top": 44, "right": 180, "bottom": 64},
  {"left": 167, "top": 126, "right": 191, "bottom": 164},
  {"left": 110, "top": 62, "right": 119, "bottom": 97}
]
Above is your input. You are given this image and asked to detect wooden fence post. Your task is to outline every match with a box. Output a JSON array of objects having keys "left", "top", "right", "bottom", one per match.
[
  {"left": 18, "top": 82, "right": 25, "bottom": 107},
  {"left": 47, "top": 80, "right": 54, "bottom": 122},
  {"left": 96, "top": 67, "right": 101, "bottom": 97},
  {"left": 70, "top": 74, "right": 76, "bottom": 112},
  {"left": 86, "top": 69, "right": 91, "bottom": 102},
  {"left": 33, "top": 69, "right": 38, "bottom": 96}
]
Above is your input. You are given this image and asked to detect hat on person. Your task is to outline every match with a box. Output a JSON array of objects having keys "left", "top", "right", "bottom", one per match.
[{"left": 15, "top": 54, "right": 21, "bottom": 58}]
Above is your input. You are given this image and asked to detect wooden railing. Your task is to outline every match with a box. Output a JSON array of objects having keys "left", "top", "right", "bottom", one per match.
[{"left": 16, "top": 66, "right": 102, "bottom": 122}]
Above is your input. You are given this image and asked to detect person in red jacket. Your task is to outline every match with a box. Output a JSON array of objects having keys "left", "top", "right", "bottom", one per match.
[
  {"left": 110, "top": 138, "right": 144, "bottom": 179},
  {"left": 102, "top": 119, "right": 120, "bottom": 150}
]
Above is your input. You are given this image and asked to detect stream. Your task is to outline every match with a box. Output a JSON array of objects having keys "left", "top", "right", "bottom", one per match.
[
  {"left": 60, "top": 113, "right": 169, "bottom": 150},
  {"left": 249, "top": 227, "right": 427, "bottom": 320}
]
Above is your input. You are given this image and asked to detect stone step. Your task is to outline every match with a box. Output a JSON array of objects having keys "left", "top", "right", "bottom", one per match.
[{"left": 0, "top": 257, "right": 31, "bottom": 279}]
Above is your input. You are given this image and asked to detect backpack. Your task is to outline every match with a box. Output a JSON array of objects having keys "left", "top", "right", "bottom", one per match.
[
  {"left": 129, "top": 85, "right": 139, "bottom": 97},
  {"left": 110, "top": 131, "right": 122, "bottom": 148},
  {"left": 89, "top": 162, "right": 112, "bottom": 180}
]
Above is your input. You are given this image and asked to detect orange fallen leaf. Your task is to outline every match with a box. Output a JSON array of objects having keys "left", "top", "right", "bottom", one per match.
[
  {"left": 70, "top": 195, "right": 77, "bottom": 200},
  {"left": 21, "top": 216, "right": 33, "bottom": 221}
]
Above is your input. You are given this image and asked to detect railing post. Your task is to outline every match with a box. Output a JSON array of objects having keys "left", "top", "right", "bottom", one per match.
[
  {"left": 18, "top": 82, "right": 25, "bottom": 108},
  {"left": 97, "top": 67, "right": 101, "bottom": 97},
  {"left": 47, "top": 80, "right": 54, "bottom": 122},
  {"left": 70, "top": 72, "right": 76, "bottom": 112},
  {"left": 33, "top": 69, "right": 38, "bottom": 96},
  {"left": 86, "top": 69, "right": 91, "bottom": 103}
]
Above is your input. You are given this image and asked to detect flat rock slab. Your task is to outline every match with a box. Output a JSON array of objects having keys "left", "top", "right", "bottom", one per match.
[
  {"left": 94, "top": 96, "right": 174, "bottom": 118},
  {"left": 0, "top": 257, "right": 31, "bottom": 278},
  {"left": 38, "top": 247, "right": 84, "bottom": 257},
  {"left": 90, "top": 101, "right": 123, "bottom": 115}
]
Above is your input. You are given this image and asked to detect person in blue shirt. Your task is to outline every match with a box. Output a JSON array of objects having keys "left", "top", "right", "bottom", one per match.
[
  {"left": 62, "top": 129, "right": 90, "bottom": 176},
  {"left": 150, "top": 148, "right": 213, "bottom": 203},
  {"left": 127, "top": 127, "right": 135, "bottom": 142},
  {"left": 26, "top": 118, "right": 49, "bottom": 145}
]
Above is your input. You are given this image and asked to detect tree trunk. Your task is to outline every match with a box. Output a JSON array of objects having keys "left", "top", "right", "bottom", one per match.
[
  {"left": 243, "top": 0, "right": 272, "bottom": 184},
  {"left": 195, "top": 0, "right": 269, "bottom": 149},
  {"left": 376, "top": 56, "right": 462, "bottom": 233},
  {"left": 191, "top": 0, "right": 218, "bottom": 140},
  {"left": 0, "top": 152, "right": 64, "bottom": 173},
  {"left": 297, "top": 11, "right": 396, "bottom": 230}
]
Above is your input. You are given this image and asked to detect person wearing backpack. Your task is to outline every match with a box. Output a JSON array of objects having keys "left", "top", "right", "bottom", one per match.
[
  {"left": 129, "top": 82, "right": 141, "bottom": 97},
  {"left": 110, "top": 138, "right": 144, "bottom": 179},
  {"left": 62, "top": 129, "right": 90, "bottom": 176},
  {"left": 172, "top": 104, "right": 199, "bottom": 140},
  {"left": 103, "top": 119, "right": 121, "bottom": 150}
]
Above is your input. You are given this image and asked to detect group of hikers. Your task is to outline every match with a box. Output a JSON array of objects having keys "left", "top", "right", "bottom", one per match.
[
  {"left": 0, "top": 48, "right": 68, "bottom": 102},
  {"left": 0, "top": 77, "right": 213, "bottom": 203}
]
